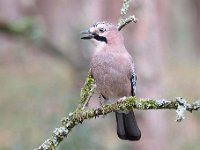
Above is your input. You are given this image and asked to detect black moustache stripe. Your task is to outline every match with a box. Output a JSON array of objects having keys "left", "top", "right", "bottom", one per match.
[{"left": 94, "top": 35, "right": 108, "bottom": 43}]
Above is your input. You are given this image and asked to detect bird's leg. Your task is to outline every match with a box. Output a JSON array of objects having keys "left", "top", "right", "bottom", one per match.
[
  {"left": 131, "top": 72, "right": 137, "bottom": 96},
  {"left": 131, "top": 72, "right": 137, "bottom": 87}
]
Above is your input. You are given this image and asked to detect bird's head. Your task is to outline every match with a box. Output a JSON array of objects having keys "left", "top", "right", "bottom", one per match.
[{"left": 80, "top": 21, "right": 124, "bottom": 46}]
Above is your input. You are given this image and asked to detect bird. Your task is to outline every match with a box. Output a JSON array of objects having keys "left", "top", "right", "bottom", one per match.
[{"left": 80, "top": 21, "right": 141, "bottom": 141}]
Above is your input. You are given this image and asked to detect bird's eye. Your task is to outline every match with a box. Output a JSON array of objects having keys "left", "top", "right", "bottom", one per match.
[{"left": 99, "top": 28, "right": 106, "bottom": 33}]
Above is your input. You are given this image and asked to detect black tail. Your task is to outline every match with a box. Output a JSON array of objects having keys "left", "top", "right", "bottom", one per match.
[{"left": 115, "top": 110, "right": 141, "bottom": 141}]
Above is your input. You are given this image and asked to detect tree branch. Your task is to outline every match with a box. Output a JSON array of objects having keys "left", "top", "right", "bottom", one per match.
[
  {"left": 117, "top": 15, "right": 138, "bottom": 31},
  {"left": 77, "top": 69, "right": 95, "bottom": 111},
  {"left": 120, "top": 0, "right": 131, "bottom": 17},
  {"left": 35, "top": 97, "right": 200, "bottom": 150}
]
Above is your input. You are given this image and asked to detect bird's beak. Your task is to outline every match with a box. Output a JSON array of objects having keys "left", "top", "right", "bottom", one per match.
[{"left": 80, "top": 29, "right": 95, "bottom": 40}]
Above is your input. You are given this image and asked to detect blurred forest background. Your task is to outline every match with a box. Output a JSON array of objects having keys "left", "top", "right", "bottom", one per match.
[{"left": 0, "top": 0, "right": 200, "bottom": 150}]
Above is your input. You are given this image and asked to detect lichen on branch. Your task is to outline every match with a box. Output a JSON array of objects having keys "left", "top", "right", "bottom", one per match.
[
  {"left": 77, "top": 69, "right": 95, "bottom": 111},
  {"left": 35, "top": 96, "right": 200, "bottom": 150},
  {"left": 117, "top": 15, "right": 138, "bottom": 31}
]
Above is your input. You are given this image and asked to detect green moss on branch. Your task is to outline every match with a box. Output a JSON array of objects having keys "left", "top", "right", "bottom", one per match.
[{"left": 35, "top": 96, "right": 200, "bottom": 150}]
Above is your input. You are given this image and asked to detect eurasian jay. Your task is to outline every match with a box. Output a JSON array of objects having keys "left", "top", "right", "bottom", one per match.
[{"left": 80, "top": 21, "right": 141, "bottom": 141}]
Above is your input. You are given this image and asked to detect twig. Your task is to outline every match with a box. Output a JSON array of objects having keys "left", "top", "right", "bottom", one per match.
[
  {"left": 117, "top": 15, "right": 138, "bottom": 31},
  {"left": 76, "top": 69, "right": 95, "bottom": 111},
  {"left": 81, "top": 83, "right": 96, "bottom": 110},
  {"left": 117, "top": 0, "right": 138, "bottom": 31},
  {"left": 119, "top": 0, "right": 132, "bottom": 17}
]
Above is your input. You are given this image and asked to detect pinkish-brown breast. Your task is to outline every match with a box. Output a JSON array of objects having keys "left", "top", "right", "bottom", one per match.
[{"left": 91, "top": 48, "right": 133, "bottom": 99}]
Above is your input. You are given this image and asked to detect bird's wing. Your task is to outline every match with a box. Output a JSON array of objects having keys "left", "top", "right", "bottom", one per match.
[{"left": 131, "top": 67, "right": 137, "bottom": 96}]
